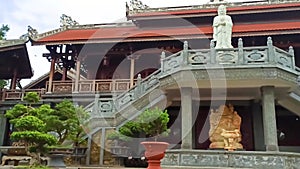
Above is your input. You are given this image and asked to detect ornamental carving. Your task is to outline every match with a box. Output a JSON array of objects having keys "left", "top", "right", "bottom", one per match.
[
  {"left": 27, "top": 25, "right": 38, "bottom": 39},
  {"left": 60, "top": 14, "right": 79, "bottom": 28},
  {"left": 129, "top": 0, "right": 149, "bottom": 11}
]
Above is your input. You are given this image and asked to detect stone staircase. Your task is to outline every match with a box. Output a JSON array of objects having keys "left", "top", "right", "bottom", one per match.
[{"left": 84, "top": 38, "right": 300, "bottom": 133}]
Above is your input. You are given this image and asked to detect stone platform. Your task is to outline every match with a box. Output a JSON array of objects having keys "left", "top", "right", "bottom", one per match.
[{"left": 162, "top": 149, "right": 300, "bottom": 169}]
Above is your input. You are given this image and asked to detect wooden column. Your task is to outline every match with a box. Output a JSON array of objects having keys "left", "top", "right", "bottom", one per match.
[
  {"left": 62, "top": 67, "right": 67, "bottom": 81},
  {"left": 47, "top": 57, "right": 57, "bottom": 93},
  {"left": 127, "top": 55, "right": 139, "bottom": 88},
  {"left": 10, "top": 68, "right": 17, "bottom": 90},
  {"left": 74, "top": 59, "right": 81, "bottom": 93}
]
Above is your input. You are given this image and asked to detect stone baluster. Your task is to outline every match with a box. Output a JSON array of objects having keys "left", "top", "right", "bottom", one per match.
[
  {"left": 289, "top": 46, "right": 295, "bottom": 70},
  {"left": 267, "top": 37, "right": 275, "bottom": 63},
  {"left": 182, "top": 41, "right": 188, "bottom": 66},
  {"left": 160, "top": 51, "right": 165, "bottom": 72},
  {"left": 238, "top": 38, "right": 244, "bottom": 64},
  {"left": 93, "top": 94, "right": 100, "bottom": 116},
  {"left": 210, "top": 40, "right": 216, "bottom": 64}
]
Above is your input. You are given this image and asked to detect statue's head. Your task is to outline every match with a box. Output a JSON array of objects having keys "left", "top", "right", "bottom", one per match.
[{"left": 218, "top": 5, "right": 226, "bottom": 15}]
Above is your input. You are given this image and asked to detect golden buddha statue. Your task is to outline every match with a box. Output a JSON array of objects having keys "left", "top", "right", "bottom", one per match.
[{"left": 209, "top": 104, "right": 243, "bottom": 150}]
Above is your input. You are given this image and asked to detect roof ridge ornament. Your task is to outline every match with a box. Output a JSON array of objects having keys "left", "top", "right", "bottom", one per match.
[
  {"left": 129, "top": 0, "right": 149, "bottom": 11},
  {"left": 60, "top": 14, "right": 79, "bottom": 28},
  {"left": 27, "top": 25, "right": 38, "bottom": 39}
]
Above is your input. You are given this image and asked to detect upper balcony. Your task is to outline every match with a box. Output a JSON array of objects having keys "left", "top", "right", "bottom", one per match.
[{"left": 1, "top": 37, "right": 299, "bottom": 104}]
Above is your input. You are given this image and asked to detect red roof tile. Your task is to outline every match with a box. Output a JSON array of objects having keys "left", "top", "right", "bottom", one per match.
[
  {"left": 130, "top": 2, "right": 300, "bottom": 18},
  {"left": 35, "top": 21, "right": 300, "bottom": 44}
]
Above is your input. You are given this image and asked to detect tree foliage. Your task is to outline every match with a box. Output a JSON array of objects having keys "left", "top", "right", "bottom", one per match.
[
  {"left": 5, "top": 92, "right": 89, "bottom": 165},
  {"left": 137, "top": 108, "right": 170, "bottom": 141},
  {"left": 108, "top": 107, "right": 170, "bottom": 143},
  {"left": 39, "top": 100, "right": 89, "bottom": 144},
  {"left": 0, "top": 80, "right": 7, "bottom": 89},
  {"left": 0, "top": 24, "right": 9, "bottom": 40}
]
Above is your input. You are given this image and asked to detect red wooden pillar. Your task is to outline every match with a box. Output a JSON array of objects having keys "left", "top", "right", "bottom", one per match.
[
  {"left": 10, "top": 68, "right": 17, "bottom": 90},
  {"left": 47, "top": 57, "right": 57, "bottom": 93}
]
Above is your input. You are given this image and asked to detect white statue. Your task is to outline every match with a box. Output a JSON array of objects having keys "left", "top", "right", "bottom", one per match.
[{"left": 213, "top": 5, "right": 233, "bottom": 49}]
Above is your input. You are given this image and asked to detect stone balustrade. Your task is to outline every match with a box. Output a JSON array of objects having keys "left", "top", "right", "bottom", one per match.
[{"left": 89, "top": 37, "right": 299, "bottom": 122}]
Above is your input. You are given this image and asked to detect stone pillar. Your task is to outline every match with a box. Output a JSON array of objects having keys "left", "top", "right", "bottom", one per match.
[
  {"left": 0, "top": 113, "right": 7, "bottom": 157},
  {"left": 47, "top": 57, "right": 57, "bottom": 93},
  {"left": 180, "top": 87, "right": 193, "bottom": 149},
  {"left": 252, "top": 101, "right": 265, "bottom": 151},
  {"left": 74, "top": 59, "right": 81, "bottom": 93},
  {"left": 261, "top": 86, "right": 278, "bottom": 151},
  {"left": 0, "top": 113, "right": 7, "bottom": 145},
  {"left": 99, "top": 128, "right": 106, "bottom": 165},
  {"left": 86, "top": 135, "right": 92, "bottom": 165}
]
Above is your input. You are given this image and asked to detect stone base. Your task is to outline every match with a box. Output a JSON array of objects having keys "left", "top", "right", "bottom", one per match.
[{"left": 162, "top": 149, "right": 300, "bottom": 169}]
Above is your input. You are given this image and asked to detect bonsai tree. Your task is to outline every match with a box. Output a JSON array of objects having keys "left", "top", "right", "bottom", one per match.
[
  {"left": 107, "top": 121, "right": 140, "bottom": 146},
  {"left": 110, "top": 107, "right": 170, "bottom": 142},
  {"left": 5, "top": 92, "right": 57, "bottom": 166},
  {"left": 41, "top": 100, "right": 89, "bottom": 146},
  {"left": 137, "top": 108, "right": 170, "bottom": 141},
  {"left": 5, "top": 92, "right": 90, "bottom": 166}
]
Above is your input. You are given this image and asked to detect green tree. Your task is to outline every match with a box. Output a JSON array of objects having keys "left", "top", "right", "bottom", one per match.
[
  {"left": 5, "top": 92, "right": 90, "bottom": 166},
  {"left": 0, "top": 24, "right": 9, "bottom": 40},
  {"left": 5, "top": 92, "right": 57, "bottom": 166},
  {"left": 41, "top": 100, "right": 89, "bottom": 145},
  {"left": 0, "top": 24, "right": 10, "bottom": 88},
  {"left": 108, "top": 107, "right": 170, "bottom": 143},
  {"left": 137, "top": 108, "right": 170, "bottom": 141}
]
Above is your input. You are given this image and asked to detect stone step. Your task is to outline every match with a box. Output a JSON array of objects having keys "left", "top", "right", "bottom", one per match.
[{"left": 66, "top": 166, "right": 252, "bottom": 169}]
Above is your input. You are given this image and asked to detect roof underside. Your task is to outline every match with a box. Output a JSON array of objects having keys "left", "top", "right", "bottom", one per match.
[
  {"left": 0, "top": 43, "right": 33, "bottom": 79},
  {"left": 32, "top": 21, "right": 300, "bottom": 45}
]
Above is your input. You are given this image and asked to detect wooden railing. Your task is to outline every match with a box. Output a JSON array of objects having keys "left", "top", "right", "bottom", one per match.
[
  {"left": 46, "top": 79, "right": 134, "bottom": 94},
  {"left": 0, "top": 79, "right": 134, "bottom": 101},
  {"left": 1, "top": 89, "right": 46, "bottom": 101}
]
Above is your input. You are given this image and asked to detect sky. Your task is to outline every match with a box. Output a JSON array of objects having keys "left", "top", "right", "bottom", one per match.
[{"left": 0, "top": 0, "right": 254, "bottom": 86}]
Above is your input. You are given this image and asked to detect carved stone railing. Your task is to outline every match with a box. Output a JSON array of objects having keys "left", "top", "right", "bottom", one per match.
[
  {"left": 88, "top": 37, "right": 299, "bottom": 123},
  {"left": 114, "top": 70, "right": 161, "bottom": 111},
  {"left": 162, "top": 149, "right": 300, "bottom": 169},
  {"left": 1, "top": 89, "right": 46, "bottom": 101},
  {"left": 160, "top": 37, "right": 297, "bottom": 77}
]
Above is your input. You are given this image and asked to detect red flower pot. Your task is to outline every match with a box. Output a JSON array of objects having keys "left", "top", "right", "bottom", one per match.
[{"left": 141, "top": 141, "right": 169, "bottom": 169}]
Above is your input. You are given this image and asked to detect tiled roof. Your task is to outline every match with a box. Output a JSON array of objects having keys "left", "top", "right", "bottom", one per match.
[
  {"left": 33, "top": 21, "right": 300, "bottom": 45},
  {"left": 129, "top": 2, "right": 300, "bottom": 18}
]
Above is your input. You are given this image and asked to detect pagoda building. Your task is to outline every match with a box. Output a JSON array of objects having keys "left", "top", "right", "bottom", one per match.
[
  {"left": 1, "top": 0, "right": 300, "bottom": 168},
  {"left": 0, "top": 38, "right": 33, "bottom": 147}
]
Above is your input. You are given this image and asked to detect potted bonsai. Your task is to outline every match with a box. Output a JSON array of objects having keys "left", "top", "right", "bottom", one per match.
[
  {"left": 108, "top": 107, "right": 170, "bottom": 169},
  {"left": 137, "top": 107, "right": 170, "bottom": 169}
]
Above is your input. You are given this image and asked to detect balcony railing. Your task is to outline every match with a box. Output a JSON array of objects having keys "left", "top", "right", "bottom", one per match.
[
  {"left": 0, "top": 79, "right": 134, "bottom": 101},
  {"left": 46, "top": 79, "right": 133, "bottom": 94},
  {"left": 1, "top": 89, "right": 46, "bottom": 101}
]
